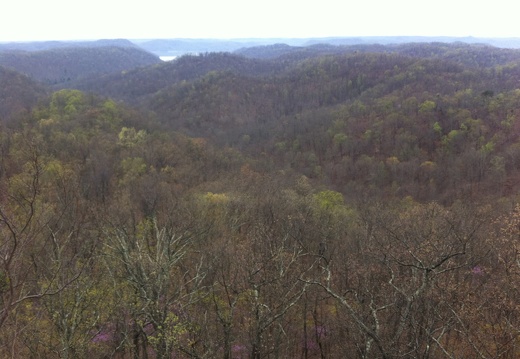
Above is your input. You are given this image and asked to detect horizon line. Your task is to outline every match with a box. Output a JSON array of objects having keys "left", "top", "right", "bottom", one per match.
[{"left": 3, "top": 35, "right": 520, "bottom": 44}]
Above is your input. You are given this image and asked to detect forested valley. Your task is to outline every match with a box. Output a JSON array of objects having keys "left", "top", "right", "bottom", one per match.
[{"left": 0, "top": 40, "right": 519, "bottom": 358}]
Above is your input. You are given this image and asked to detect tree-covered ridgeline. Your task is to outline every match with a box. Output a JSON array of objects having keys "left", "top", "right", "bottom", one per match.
[
  {"left": 0, "top": 42, "right": 519, "bottom": 357},
  {"left": 137, "top": 49, "right": 520, "bottom": 203}
]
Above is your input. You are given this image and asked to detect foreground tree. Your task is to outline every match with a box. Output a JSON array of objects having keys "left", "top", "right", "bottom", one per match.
[
  {"left": 0, "top": 133, "right": 85, "bottom": 329},
  {"left": 305, "top": 200, "right": 492, "bottom": 358},
  {"left": 105, "top": 216, "right": 206, "bottom": 359}
]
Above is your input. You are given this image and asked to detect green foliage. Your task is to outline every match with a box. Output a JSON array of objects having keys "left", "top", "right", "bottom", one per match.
[
  {"left": 433, "top": 121, "right": 442, "bottom": 134},
  {"left": 202, "top": 192, "right": 230, "bottom": 204},
  {"left": 50, "top": 89, "right": 86, "bottom": 118},
  {"left": 117, "top": 126, "right": 147, "bottom": 147},
  {"left": 98, "top": 99, "right": 123, "bottom": 129},
  {"left": 481, "top": 140, "right": 495, "bottom": 154},
  {"left": 313, "top": 190, "right": 344, "bottom": 210},
  {"left": 332, "top": 132, "right": 348, "bottom": 146},
  {"left": 147, "top": 312, "right": 189, "bottom": 353},
  {"left": 3, "top": 41, "right": 520, "bottom": 358},
  {"left": 418, "top": 99, "right": 436, "bottom": 114},
  {"left": 120, "top": 157, "right": 147, "bottom": 176}
]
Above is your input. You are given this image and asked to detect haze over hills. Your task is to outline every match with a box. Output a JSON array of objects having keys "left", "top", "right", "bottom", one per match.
[
  {"left": 1, "top": 37, "right": 520, "bottom": 358},
  {"left": 3, "top": 36, "right": 520, "bottom": 57},
  {"left": 0, "top": 65, "right": 47, "bottom": 119},
  {"left": 135, "top": 36, "right": 520, "bottom": 57},
  {"left": 0, "top": 38, "right": 139, "bottom": 52},
  {"left": 17, "top": 39, "right": 519, "bottom": 201},
  {"left": 0, "top": 46, "right": 161, "bottom": 86},
  {"left": 62, "top": 41, "right": 520, "bottom": 111}
]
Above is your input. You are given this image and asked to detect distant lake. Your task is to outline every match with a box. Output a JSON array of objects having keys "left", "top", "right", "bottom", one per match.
[{"left": 159, "top": 56, "right": 177, "bottom": 61}]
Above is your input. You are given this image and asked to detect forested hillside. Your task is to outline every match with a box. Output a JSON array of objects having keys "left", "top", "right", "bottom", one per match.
[
  {"left": 235, "top": 41, "right": 520, "bottom": 67},
  {"left": 0, "top": 41, "right": 519, "bottom": 358},
  {"left": 0, "top": 65, "right": 47, "bottom": 119},
  {"left": 0, "top": 38, "right": 138, "bottom": 52},
  {"left": 0, "top": 46, "right": 160, "bottom": 85},
  {"left": 74, "top": 43, "right": 520, "bottom": 202},
  {"left": 68, "top": 52, "right": 282, "bottom": 102}
]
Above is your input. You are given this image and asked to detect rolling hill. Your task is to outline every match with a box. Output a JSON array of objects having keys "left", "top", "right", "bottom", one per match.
[
  {"left": 0, "top": 65, "right": 47, "bottom": 120},
  {"left": 0, "top": 45, "right": 161, "bottom": 85},
  {"left": 62, "top": 42, "right": 520, "bottom": 202},
  {"left": 1, "top": 39, "right": 520, "bottom": 358}
]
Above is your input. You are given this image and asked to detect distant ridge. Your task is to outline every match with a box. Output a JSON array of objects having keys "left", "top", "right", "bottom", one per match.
[
  {"left": 300, "top": 36, "right": 520, "bottom": 48},
  {"left": 0, "top": 45, "right": 161, "bottom": 85},
  {"left": 132, "top": 36, "right": 520, "bottom": 57},
  {"left": 0, "top": 38, "right": 138, "bottom": 52},
  {"left": 3, "top": 37, "right": 520, "bottom": 58},
  {"left": 0, "top": 65, "right": 47, "bottom": 119}
]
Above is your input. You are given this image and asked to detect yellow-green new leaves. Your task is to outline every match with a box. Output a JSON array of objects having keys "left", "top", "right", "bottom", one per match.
[
  {"left": 418, "top": 99, "right": 436, "bottom": 114},
  {"left": 202, "top": 192, "right": 230, "bottom": 205},
  {"left": 117, "top": 127, "right": 147, "bottom": 148},
  {"left": 312, "top": 190, "right": 344, "bottom": 210},
  {"left": 50, "top": 89, "right": 86, "bottom": 119}
]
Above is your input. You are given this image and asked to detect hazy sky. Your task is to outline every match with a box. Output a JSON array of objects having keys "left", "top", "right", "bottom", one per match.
[{"left": 1, "top": 0, "right": 518, "bottom": 42}]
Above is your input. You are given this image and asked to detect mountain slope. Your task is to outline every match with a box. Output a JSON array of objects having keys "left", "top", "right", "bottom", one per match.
[
  {"left": 237, "top": 41, "right": 520, "bottom": 68},
  {"left": 0, "top": 38, "right": 138, "bottom": 52},
  {"left": 17, "top": 41, "right": 520, "bottom": 201},
  {"left": 134, "top": 47, "right": 520, "bottom": 202},
  {"left": 0, "top": 65, "right": 47, "bottom": 120},
  {"left": 0, "top": 46, "right": 161, "bottom": 85},
  {"left": 69, "top": 52, "right": 283, "bottom": 102}
]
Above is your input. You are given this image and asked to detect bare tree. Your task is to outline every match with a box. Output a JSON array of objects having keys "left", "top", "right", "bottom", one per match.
[
  {"left": 0, "top": 138, "right": 82, "bottom": 331},
  {"left": 304, "top": 201, "right": 487, "bottom": 358},
  {"left": 105, "top": 217, "right": 205, "bottom": 359}
]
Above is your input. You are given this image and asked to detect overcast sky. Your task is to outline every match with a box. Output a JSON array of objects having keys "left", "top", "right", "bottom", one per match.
[{"left": 1, "top": 0, "right": 518, "bottom": 42}]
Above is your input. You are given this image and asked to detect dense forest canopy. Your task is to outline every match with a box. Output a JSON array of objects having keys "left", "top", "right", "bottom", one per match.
[
  {"left": 0, "top": 66, "right": 47, "bottom": 119},
  {"left": 0, "top": 46, "right": 160, "bottom": 86},
  {"left": 0, "top": 40, "right": 519, "bottom": 358}
]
